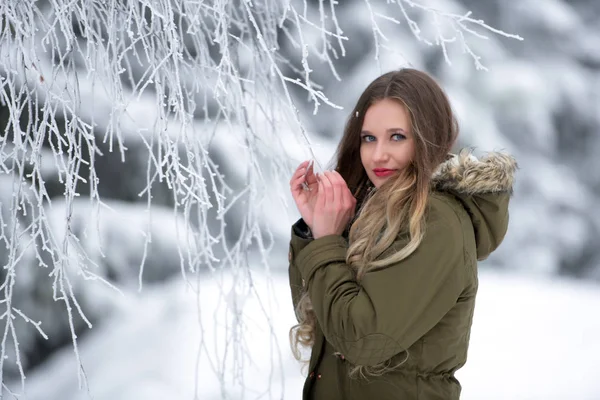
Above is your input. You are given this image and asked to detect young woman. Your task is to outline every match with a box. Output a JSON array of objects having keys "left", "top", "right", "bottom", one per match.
[{"left": 287, "top": 68, "right": 516, "bottom": 399}]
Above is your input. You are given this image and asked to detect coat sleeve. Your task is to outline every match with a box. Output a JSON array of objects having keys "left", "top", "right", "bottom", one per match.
[
  {"left": 294, "top": 201, "right": 466, "bottom": 366},
  {"left": 288, "top": 218, "right": 314, "bottom": 321}
]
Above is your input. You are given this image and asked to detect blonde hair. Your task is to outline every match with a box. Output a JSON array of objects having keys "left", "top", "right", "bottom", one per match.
[{"left": 289, "top": 68, "right": 458, "bottom": 378}]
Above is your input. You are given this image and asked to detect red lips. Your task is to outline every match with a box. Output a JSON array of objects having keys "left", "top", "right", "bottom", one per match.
[{"left": 373, "top": 168, "right": 397, "bottom": 177}]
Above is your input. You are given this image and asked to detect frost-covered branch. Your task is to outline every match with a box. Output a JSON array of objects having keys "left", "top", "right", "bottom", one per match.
[
  {"left": 365, "top": 0, "right": 523, "bottom": 70},
  {"left": 0, "top": 0, "right": 348, "bottom": 395}
]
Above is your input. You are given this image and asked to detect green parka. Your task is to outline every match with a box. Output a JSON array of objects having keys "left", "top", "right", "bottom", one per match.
[{"left": 288, "top": 151, "right": 517, "bottom": 400}]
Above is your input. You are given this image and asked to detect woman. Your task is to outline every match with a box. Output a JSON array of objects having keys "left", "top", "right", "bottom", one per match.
[{"left": 287, "top": 68, "right": 516, "bottom": 399}]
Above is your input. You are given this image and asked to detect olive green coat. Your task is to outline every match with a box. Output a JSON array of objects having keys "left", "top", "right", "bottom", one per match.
[{"left": 288, "top": 151, "right": 516, "bottom": 400}]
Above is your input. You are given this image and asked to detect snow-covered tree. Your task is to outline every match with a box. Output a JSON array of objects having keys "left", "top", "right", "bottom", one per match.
[{"left": 0, "top": 0, "right": 525, "bottom": 398}]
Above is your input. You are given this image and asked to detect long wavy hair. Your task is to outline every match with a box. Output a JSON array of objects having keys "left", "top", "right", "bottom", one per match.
[{"left": 289, "top": 68, "right": 459, "bottom": 377}]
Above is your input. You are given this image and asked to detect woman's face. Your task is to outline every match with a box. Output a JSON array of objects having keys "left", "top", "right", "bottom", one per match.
[{"left": 360, "top": 98, "right": 416, "bottom": 188}]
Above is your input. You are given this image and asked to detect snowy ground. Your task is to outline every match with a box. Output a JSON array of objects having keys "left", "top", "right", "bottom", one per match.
[{"left": 10, "top": 269, "right": 600, "bottom": 400}]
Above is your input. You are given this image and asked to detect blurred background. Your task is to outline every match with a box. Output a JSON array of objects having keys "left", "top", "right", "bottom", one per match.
[{"left": 1, "top": 0, "right": 599, "bottom": 399}]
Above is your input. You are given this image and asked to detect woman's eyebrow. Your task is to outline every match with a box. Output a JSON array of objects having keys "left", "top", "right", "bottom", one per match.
[
  {"left": 387, "top": 128, "right": 408, "bottom": 134},
  {"left": 361, "top": 128, "right": 408, "bottom": 134}
]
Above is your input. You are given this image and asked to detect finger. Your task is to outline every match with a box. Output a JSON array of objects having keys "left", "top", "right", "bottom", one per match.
[
  {"left": 333, "top": 171, "right": 355, "bottom": 217},
  {"left": 290, "top": 175, "right": 307, "bottom": 195},
  {"left": 331, "top": 171, "right": 349, "bottom": 209},
  {"left": 321, "top": 171, "right": 334, "bottom": 206},
  {"left": 290, "top": 161, "right": 309, "bottom": 181},
  {"left": 305, "top": 160, "right": 318, "bottom": 185},
  {"left": 292, "top": 161, "right": 309, "bottom": 176},
  {"left": 326, "top": 171, "right": 342, "bottom": 208},
  {"left": 296, "top": 160, "right": 310, "bottom": 170},
  {"left": 332, "top": 170, "right": 349, "bottom": 187},
  {"left": 332, "top": 171, "right": 351, "bottom": 192},
  {"left": 316, "top": 175, "right": 326, "bottom": 211},
  {"left": 344, "top": 185, "right": 357, "bottom": 217}
]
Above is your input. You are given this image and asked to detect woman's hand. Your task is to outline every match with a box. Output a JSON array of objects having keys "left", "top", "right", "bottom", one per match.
[
  {"left": 290, "top": 160, "right": 319, "bottom": 228},
  {"left": 312, "top": 171, "right": 357, "bottom": 239}
]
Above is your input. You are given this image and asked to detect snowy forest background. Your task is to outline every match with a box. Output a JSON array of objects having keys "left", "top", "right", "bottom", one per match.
[{"left": 1, "top": 0, "right": 599, "bottom": 399}]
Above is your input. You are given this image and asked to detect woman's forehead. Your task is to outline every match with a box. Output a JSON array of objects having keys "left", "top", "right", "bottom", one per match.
[{"left": 362, "top": 99, "right": 411, "bottom": 132}]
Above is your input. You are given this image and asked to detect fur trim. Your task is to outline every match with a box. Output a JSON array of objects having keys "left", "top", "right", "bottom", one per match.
[{"left": 431, "top": 149, "right": 517, "bottom": 195}]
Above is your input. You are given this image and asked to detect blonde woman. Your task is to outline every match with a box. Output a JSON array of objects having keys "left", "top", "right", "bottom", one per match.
[{"left": 288, "top": 68, "right": 516, "bottom": 399}]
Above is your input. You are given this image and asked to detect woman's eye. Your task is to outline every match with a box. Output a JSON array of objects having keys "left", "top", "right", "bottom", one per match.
[
  {"left": 361, "top": 135, "right": 375, "bottom": 143},
  {"left": 391, "top": 133, "right": 406, "bottom": 141}
]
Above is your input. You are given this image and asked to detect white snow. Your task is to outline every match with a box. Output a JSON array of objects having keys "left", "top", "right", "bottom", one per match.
[{"left": 11, "top": 269, "right": 600, "bottom": 400}]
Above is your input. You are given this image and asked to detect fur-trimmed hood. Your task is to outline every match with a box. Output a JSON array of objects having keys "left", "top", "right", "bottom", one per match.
[
  {"left": 432, "top": 150, "right": 517, "bottom": 195},
  {"left": 431, "top": 150, "right": 517, "bottom": 260}
]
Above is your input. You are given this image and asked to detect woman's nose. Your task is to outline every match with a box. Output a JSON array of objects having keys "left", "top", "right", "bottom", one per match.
[{"left": 373, "top": 144, "right": 389, "bottom": 162}]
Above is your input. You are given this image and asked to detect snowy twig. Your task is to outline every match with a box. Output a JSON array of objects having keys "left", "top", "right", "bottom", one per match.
[{"left": 387, "top": 0, "right": 523, "bottom": 69}]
